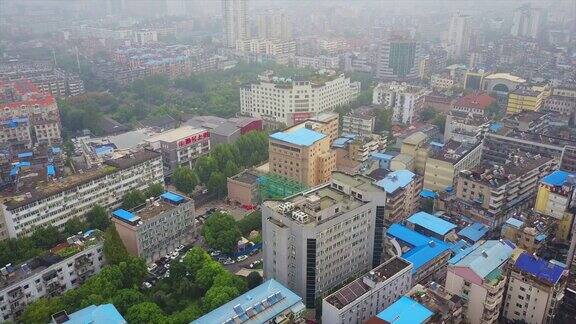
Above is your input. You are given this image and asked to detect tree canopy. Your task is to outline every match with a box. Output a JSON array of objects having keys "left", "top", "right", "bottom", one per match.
[
  {"left": 172, "top": 167, "right": 198, "bottom": 195},
  {"left": 201, "top": 212, "right": 242, "bottom": 254}
]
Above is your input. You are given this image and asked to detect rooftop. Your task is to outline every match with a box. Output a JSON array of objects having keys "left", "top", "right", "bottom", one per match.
[
  {"left": 450, "top": 240, "right": 514, "bottom": 280},
  {"left": 54, "top": 304, "right": 126, "bottom": 324},
  {"left": 375, "top": 296, "right": 434, "bottom": 324},
  {"left": 375, "top": 170, "right": 417, "bottom": 194},
  {"left": 230, "top": 169, "right": 260, "bottom": 185},
  {"left": 429, "top": 140, "right": 479, "bottom": 164},
  {"left": 112, "top": 191, "right": 189, "bottom": 225},
  {"left": 505, "top": 217, "right": 524, "bottom": 229},
  {"left": 402, "top": 131, "right": 428, "bottom": 146},
  {"left": 407, "top": 283, "right": 463, "bottom": 322},
  {"left": 407, "top": 211, "right": 457, "bottom": 236},
  {"left": 453, "top": 92, "right": 495, "bottom": 110},
  {"left": 269, "top": 128, "right": 326, "bottom": 147},
  {"left": 1, "top": 150, "right": 161, "bottom": 210},
  {"left": 0, "top": 230, "right": 103, "bottom": 290},
  {"left": 192, "top": 279, "right": 305, "bottom": 324},
  {"left": 325, "top": 257, "right": 412, "bottom": 309},
  {"left": 458, "top": 223, "right": 489, "bottom": 243},
  {"left": 145, "top": 126, "right": 207, "bottom": 144},
  {"left": 542, "top": 170, "right": 575, "bottom": 187},
  {"left": 514, "top": 252, "right": 565, "bottom": 285},
  {"left": 484, "top": 73, "right": 526, "bottom": 83}
]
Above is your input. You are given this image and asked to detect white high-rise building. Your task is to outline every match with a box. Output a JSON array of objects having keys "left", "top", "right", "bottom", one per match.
[
  {"left": 257, "top": 11, "right": 292, "bottom": 40},
  {"left": 447, "top": 14, "right": 472, "bottom": 60},
  {"left": 511, "top": 4, "right": 546, "bottom": 39},
  {"left": 372, "top": 82, "right": 429, "bottom": 124},
  {"left": 222, "top": 0, "right": 248, "bottom": 47},
  {"left": 240, "top": 71, "right": 360, "bottom": 125}
]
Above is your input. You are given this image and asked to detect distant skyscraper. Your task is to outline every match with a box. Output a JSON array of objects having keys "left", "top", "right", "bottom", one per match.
[
  {"left": 375, "top": 30, "right": 420, "bottom": 81},
  {"left": 447, "top": 14, "right": 472, "bottom": 60},
  {"left": 511, "top": 4, "right": 546, "bottom": 39},
  {"left": 257, "top": 11, "right": 292, "bottom": 40},
  {"left": 166, "top": 0, "right": 186, "bottom": 16},
  {"left": 222, "top": 0, "right": 248, "bottom": 47}
]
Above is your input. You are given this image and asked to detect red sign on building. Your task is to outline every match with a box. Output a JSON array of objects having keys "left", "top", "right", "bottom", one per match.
[{"left": 177, "top": 131, "right": 210, "bottom": 148}]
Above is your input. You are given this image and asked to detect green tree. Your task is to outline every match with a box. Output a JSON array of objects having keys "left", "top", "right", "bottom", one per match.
[
  {"left": 145, "top": 183, "right": 164, "bottom": 198},
  {"left": 63, "top": 218, "right": 87, "bottom": 237},
  {"left": 20, "top": 297, "right": 64, "bottom": 324},
  {"left": 246, "top": 271, "right": 263, "bottom": 289},
  {"left": 112, "top": 289, "right": 145, "bottom": 314},
  {"left": 223, "top": 160, "right": 239, "bottom": 178},
  {"left": 207, "top": 171, "right": 227, "bottom": 198},
  {"left": 203, "top": 286, "right": 240, "bottom": 311},
  {"left": 213, "top": 272, "right": 247, "bottom": 292},
  {"left": 125, "top": 302, "right": 166, "bottom": 323},
  {"left": 196, "top": 261, "right": 227, "bottom": 291},
  {"left": 194, "top": 156, "right": 218, "bottom": 184},
  {"left": 122, "top": 189, "right": 146, "bottom": 210},
  {"left": 183, "top": 246, "right": 212, "bottom": 277},
  {"left": 237, "top": 211, "right": 262, "bottom": 236},
  {"left": 172, "top": 166, "right": 198, "bottom": 194},
  {"left": 31, "top": 225, "right": 62, "bottom": 249},
  {"left": 0, "top": 238, "right": 42, "bottom": 267},
  {"left": 103, "top": 226, "right": 129, "bottom": 265},
  {"left": 170, "top": 303, "right": 203, "bottom": 323},
  {"left": 201, "top": 212, "right": 241, "bottom": 254},
  {"left": 86, "top": 205, "right": 111, "bottom": 231},
  {"left": 211, "top": 144, "right": 239, "bottom": 170}
]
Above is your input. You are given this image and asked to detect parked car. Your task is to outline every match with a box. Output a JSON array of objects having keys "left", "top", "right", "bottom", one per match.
[
  {"left": 142, "top": 282, "right": 153, "bottom": 289},
  {"left": 147, "top": 264, "right": 158, "bottom": 272},
  {"left": 210, "top": 250, "right": 221, "bottom": 257},
  {"left": 237, "top": 255, "right": 248, "bottom": 262},
  {"left": 170, "top": 251, "right": 179, "bottom": 259},
  {"left": 217, "top": 257, "right": 228, "bottom": 263},
  {"left": 223, "top": 258, "right": 235, "bottom": 265},
  {"left": 175, "top": 245, "right": 185, "bottom": 252}
]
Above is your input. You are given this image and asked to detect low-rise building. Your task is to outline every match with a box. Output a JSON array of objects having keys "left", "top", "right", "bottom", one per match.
[
  {"left": 451, "top": 92, "right": 495, "bottom": 117},
  {"left": 502, "top": 252, "right": 568, "bottom": 324},
  {"left": 374, "top": 170, "right": 422, "bottom": 225},
  {"left": 423, "top": 140, "right": 482, "bottom": 192},
  {"left": 369, "top": 296, "right": 434, "bottom": 323},
  {"left": 405, "top": 282, "right": 465, "bottom": 324},
  {"left": 112, "top": 191, "right": 195, "bottom": 262},
  {"left": 500, "top": 214, "right": 556, "bottom": 254},
  {"left": 0, "top": 230, "right": 105, "bottom": 322},
  {"left": 543, "top": 84, "right": 576, "bottom": 123},
  {"left": 322, "top": 257, "right": 413, "bottom": 324},
  {"left": 333, "top": 134, "right": 385, "bottom": 172},
  {"left": 406, "top": 211, "right": 457, "bottom": 242},
  {"left": 373, "top": 82, "right": 429, "bottom": 125},
  {"left": 430, "top": 74, "right": 454, "bottom": 90},
  {"left": 192, "top": 279, "right": 305, "bottom": 324},
  {"left": 227, "top": 169, "right": 260, "bottom": 206},
  {"left": 444, "top": 112, "right": 490, "bottom": 144},
  {"left": 263, "top": 172, "right": 387, "bottom": 307},
  {"left": 454, "top": 154, "right": 556, "bottom": 227},
  {"left": 535, "top": 170, "right": 576, "bottom": 241},
  {"left": 445, "top": 240, "right": 514, "bottom": 324},
  {"left": 51, "top": 304, "right": 125, "bottom": 324},
  {"left": 400, "top": 131, "right": 430, "bottom": 175},
  {"left": 145, "top": 126, "right": 210, "bottom": 176},
  {"left": 0, "top": 150, "right": 164, "bottom": 239},
  {"left": 506, "top": 84, "right": 550, "bottom": 115},
  {"left": 269, "top": 127, "right": 335, "bottom": 187}
]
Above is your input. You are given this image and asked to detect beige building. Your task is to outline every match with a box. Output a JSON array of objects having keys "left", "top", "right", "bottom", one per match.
[
  {"left": 227, "top": 169, "right": 260, "bottom": 206},
  {"left": 400, "top": 131, "right": 429, "bottom": 174},
  {"left": 445, "top": 240, "right": 514, "bottom": 324},
  {"left": 372, "top": 82, "right": 429, "bottom": 124},
  {"left": 269, "top": 127, "right": 335, "bottom": 187},
  {"left": 292, "top": 112, "right": 339, "bottom": 142},
  {"left": 112, "top": 191, "right": 195, "bottom": 262},
  {"left": 423, "top": 140, "right": 482, "bottom": 192},
  {"left": 501, "top": 214, "right": 556, "bottom": 254},
  {"left": 502, "top": 251, "right": 568, "bottom": 324}
]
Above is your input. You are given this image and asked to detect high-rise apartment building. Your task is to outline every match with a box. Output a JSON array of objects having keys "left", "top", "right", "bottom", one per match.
[
  {"left": 262, "top": 172, "right": 387, "bottom": 307},
  {"left": 0, "top": 150, "right": 163, "bottom": 239},
  {"left": 511, "top": 4, "right": 546, "bottom": 39},
  {"left": 268, "top": 127, "right": 335, "bottom": 187},
  {"left": 445, "top": 240, "right": 514, "bottom": 324},
  {"left": 112, "top": 191, "right": 196, "bottom": 262},
  {"left": 0, "top": 80, "right": 62, "bottom": 150},
  {"left": 241, "top": 71, "right": 359, "bottom": 125},
  {"left": 375, "top": 31, "right": 420, "bottom": 81},
  {"left": 256, "top": 11, "right": 291, "bottom": 40},
  {"left": 222, "top": 0, "right": 248, "bottom": 47},
  {"left": 372, "top": 82, "right": 428, "bottom": 124},
  {"left": 506, "top": 84, "right": 550, "bottom": 115},
  {"left": 447, "top": 14, "right": 472, "bottom": 60},
  {"left": 375, "top": 170, "right": 423, "bottom": 225},
  {"left": 502, "top": 252, "right": 567, "bottom": 324}
]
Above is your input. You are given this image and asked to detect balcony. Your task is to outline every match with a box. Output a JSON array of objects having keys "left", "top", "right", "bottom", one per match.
[
  {"left": 484, "top": 297, "right": 499, "bottom": 311},
  {"left": 481, "top": 308, "right": 499, "bottom": 323},
  {"left": 7, "top": 288, "right": 24, "bottom": 302}
]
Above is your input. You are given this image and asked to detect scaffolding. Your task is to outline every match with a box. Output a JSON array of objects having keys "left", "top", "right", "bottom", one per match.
[{"left": 258, "top": 174, "right": 307, "bottom": 202}]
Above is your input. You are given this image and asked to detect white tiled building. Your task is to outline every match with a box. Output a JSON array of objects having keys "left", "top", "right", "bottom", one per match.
[
  {"left": 0, "top": 150, "right": 164, "bottom": 238},
  {"left": 372, "top": 82, "right": 429, "bottom": 124},
  {"left": 241, "top": 71, "right": 359, "bottom": 125}
]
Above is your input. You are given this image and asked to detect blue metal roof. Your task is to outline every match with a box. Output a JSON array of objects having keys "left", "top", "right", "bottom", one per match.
[
  {"left": 505, "top": 217, "right": 524, "bottom": 229},
  {"left": 387, "top": 224, "right": 433, "bottom": 248},
  {"left": 376, "top": 296, "right": 433, "bottom": 324},
  {"left": 402, "top": 240, "right": 451, "bottom": 273},
  {"left": 332, "top": 137, "right": 350, "bottom": 148},
  {"left": 161, "top": 191, "right": 185, "bottom": 204},
  {"left": 542, "top": 170, "right": 573, "bottom": 187},
  {"left": 192, "top": 279, "right": 304, "bottom": 324},
  {"left": 270, "top": 128, "right": 326, "bottom": 147},
  {"left": 371, "top": 152, "right": 395, "bottom": 161},
  {"left": 17, "top": 152, "right": 33, "bottom": 158},
  {"left": 458, "top": 223, "right": 488, "bottom": 242},
  {"left": 47, "top": 164, "right": 55, "bottom": 176},
  {"left": 514, "top": 252, "right": 565, "bottom": 285},
  {"left": 95, "top": 146, "right": 114, "bottom": 155},
  {"left": 112, "top": 209, "right": 139, "bottom": 222},
  {"left": 65, "top": 304, "right": 126, "bottom": 324},
  {"left": 489, "top": 122, "right": 503, "bottom": 132},
  {"left": 376, "top": 170, "right": 416, "bottom": 194},
  {"left": 407, "top": 211, "right": 457, "bottom": 236},
  {"left": 51, "top": 146, "right": 61, "bottom": 154},
  {"left": 535, "top": 234, "right": 547, "bottom": 242},
  {"left": 420, "top": 188, "right": 438, "bottom": 199},
  {"left": 451, "top": 240, "right": 514, "bottom": 279}
]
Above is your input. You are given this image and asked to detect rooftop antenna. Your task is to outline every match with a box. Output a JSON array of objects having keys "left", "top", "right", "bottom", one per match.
[
  {"left": 52, "top": 48, "right": 57, "bottom": 68},
  {"left": 76, "top": 46, "right": 81, "bottom": 74}
]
